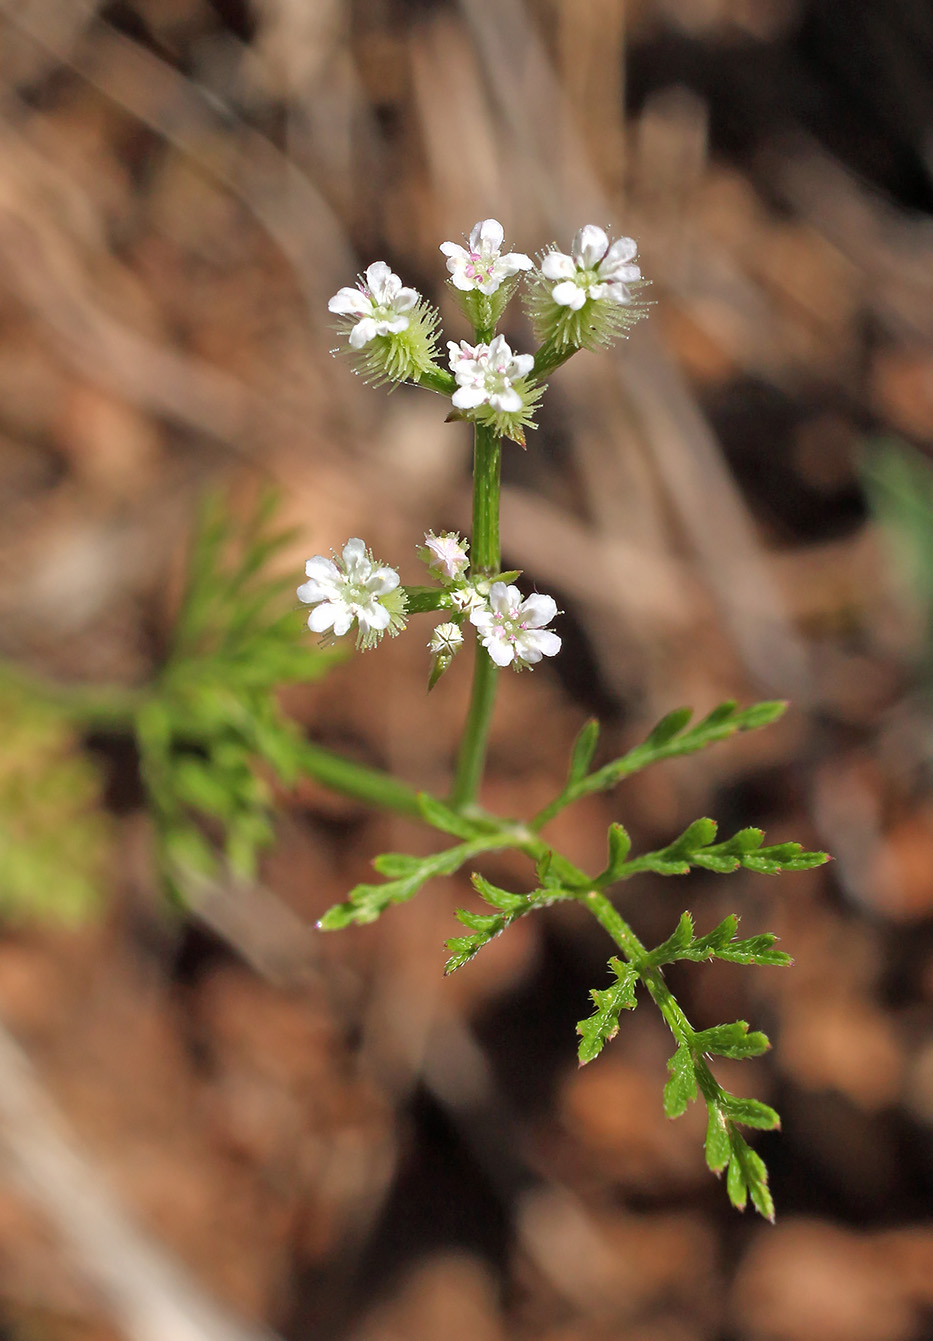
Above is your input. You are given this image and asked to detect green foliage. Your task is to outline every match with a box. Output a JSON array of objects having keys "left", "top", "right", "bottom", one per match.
[
  {"left": 645, "top": 911, "right": 793, "bottom": 969},
  {"left": 534, "top": 700, "right": 788, "bottom": 829},
  {"left": 0, "top": 682, "right": 111, "bottom": 923},
  {"left": 139, "top": 491, "right": 341, "bottom": 896},
  {"left": 444, "top": 874, "right": 562, "bottom": 973},
  {"left": 664, "top": 1034, "right": 779, "bottom": 1221},
  {"left": 595, "top": 818, "right": 828, "bottom": 888},
  {"left": 576, "top": 957, "right": 639, "bottom": 1064}
]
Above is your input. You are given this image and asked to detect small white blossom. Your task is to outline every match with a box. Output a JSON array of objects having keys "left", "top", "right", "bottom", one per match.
[
  {"left": 423, "top": 531, "right": 469, "bottom": 580},
  {"left": 448, "top": 335, "right": 534, "bottom": 413},
  {"left": 541, "top": 226, "right": 640, "bottom": 311},
  {"left": 328, "top": 262, "right": 419, "bottom": 349},
  {"left": 470, "top": 582, "right": 561, "bottom": 669},
  {"left": 428, "top": 622, "right": 464, "bottom": 656},
  {"left": 440, "top": 219, "right": 532, "bottom": 295},
  {"left": 298, "top": 538, "right": 405, "bottom": 649}
]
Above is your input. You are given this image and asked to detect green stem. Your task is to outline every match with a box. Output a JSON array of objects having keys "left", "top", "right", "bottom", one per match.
[
  {"left": 450, "top": 422, "right": 502, "bottom": 809},
  {"left": 296, "top": 739, "right": 425, "bottom": 820}
]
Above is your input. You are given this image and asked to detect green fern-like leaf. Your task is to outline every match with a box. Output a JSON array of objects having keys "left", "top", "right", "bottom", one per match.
[{"left": 576, "top": 957, "right": 638, "bottom": 1064}]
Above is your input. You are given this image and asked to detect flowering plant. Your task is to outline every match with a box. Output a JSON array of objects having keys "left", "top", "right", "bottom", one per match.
[{"left": 304, "top": 219, "right": 829, "bottom": 1219}]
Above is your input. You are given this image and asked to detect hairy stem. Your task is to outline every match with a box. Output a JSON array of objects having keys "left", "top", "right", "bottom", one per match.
[{"left": 450, "top": 422, "right": 502, "bottom": 809}]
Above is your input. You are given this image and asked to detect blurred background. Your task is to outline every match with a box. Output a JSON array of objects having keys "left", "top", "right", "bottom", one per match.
[{"left": 0, "top": 0, "right": 932, "bottom": 1338}]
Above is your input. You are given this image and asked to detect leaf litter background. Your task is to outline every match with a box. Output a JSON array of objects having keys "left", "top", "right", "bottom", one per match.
[{"left": 0, "top": 1, "right": 932, "bottom": 1339}]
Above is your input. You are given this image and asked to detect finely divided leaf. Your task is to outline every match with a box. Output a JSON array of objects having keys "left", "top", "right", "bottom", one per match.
[
  {"left": 445, "top": 878, "right": 559, "bottom": 974},
  {"left": 576, "top": 958, "right": 638, "bottom": 1065},
  {"left": 663, "top": 1043, "right": 698, "bottom": 1118},
  {"left": 320, "top": 842, "right": 475, "bottom": 929}
]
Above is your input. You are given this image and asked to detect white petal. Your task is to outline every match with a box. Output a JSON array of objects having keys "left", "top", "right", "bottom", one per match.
[
  {"left": 394, "top": 287, "right": 419, "bottom": 312},
  {"left": 358, "top": 601, "right": 390, "bottom": 632},
  {"left": 297, "top": 580, "right": 328, "bottom": 605},
  {"left": 364, "top": 261, "right": 394, "bottom": 302},
  {"left": 305, "top": 555, "right": 340, "bottom": 582},
  {"left": 517, "top": 646, "right": 543, "bottom": 664},
  {"left": 471, "top": 218, "right": 504, "bottom": 253},
  {"left": 495, "top": 252, "right": 533, "bottom": 277},
  {"left": 541, "top": 251, "right": 575, "bottom": 281},
  {"left": 487, "top": 334, "right": 513, "bottom": 362},
  {"left": 490, "top": 387, "right": 522, "bottom": 413},
  {"left": 602, "top": 236, "right": 638, "bottom": 267},
  {"left": 449, "top": 270, "right": 477, "bottom": 292},
  {"left": 452, "top": 386, "right": 489, "bottom": 409},
  {"left": 519, "top": 593, "right": 557, "bottom": 628},
  {"left": 366, "top": 566, "right": 400, "bottom": 595},
  {"left": 470, "top": 607, "right": 493, "bottom": 632},
  {"left": 349, "top": 317, "right": 377, "bottom": 348},
  {"left": 331, "top": 607, "right": 355, "bottom": 637},
  {"left": 603, "top": 282, "right": 633, "bottom": 306},
  {"left": 342, "top": 538, "right": 371, "bottom": 581},
  {"left": 328, "top": 286, "right": 371, "bottom": 316},
  {"left": 376, "top": 316, "right": 410, "bottom": 335},
  {"left": 524, "top": 629, "right": 561, "bottom": 657},
  {"left": 308, "top": 602, "right": 341, "bottom": 633},
  {"left": 572, "top": 225, "right": 609, "bottom": 268},
  {"left": 439, "top": 241, "right": 468, "bottom": 260},
  {"left": 551, "top": 281, "right": 586, "bottom": 310},
  {"left": 509, "top": 353, "right": 535, "bottom": 378},
  {"left": 484, "top": 636, "right": 515, "bottom": 667}
]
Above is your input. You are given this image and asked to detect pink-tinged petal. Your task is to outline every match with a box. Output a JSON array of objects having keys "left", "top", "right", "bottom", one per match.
[
  {"left": 304, "top": 555, "right": 340, "bottom": 582},
  {"left": 328, "top": 287, "right": 371, "bottom": 316},
  {"left": 519, "top": 593, "right": 558, "bottom": 627},
  {"left": 308, "top": 602, "right": 341, "bottom": 633},
  {"left": 572, "top": 225, "right": 609, "bottom": 268},
  {"left": 449, "top": 270, "right": 477, "bottom": 292},
  {"left": 484, "top": 637, "right": 515, "bottom": 668},
  {"left": 602, "top": 236, "right": 638, "bottom": 268},
  {"left": 349, "top": 317, "right": 377, "bottom": 348},
  {"left": 366, "top": 566, "right": 400, "bottom": 595},
  {"left": 471, "top": 218, "right": 504, "bottom": 253},
  {"left": 551, "top": 281, "right": 586, "bottom": 310},
  {"left": 523, "top": 628, "right": 561, "bottom": 658},
  {"left": 359, "top": 602, "right": 390, "bottom": 632},
  {"left": 490, "top": 388, "right": 522, "bottom": 413},
  {"left": 541, "top": 251, "right": 575, "bottom": 281}
]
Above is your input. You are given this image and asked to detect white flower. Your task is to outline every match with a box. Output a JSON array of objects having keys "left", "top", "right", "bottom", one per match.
[
  {"left": 470, "top": 582, "right": 561, "bottom": 669},
  {"left": 424, "top": 531, "right": 469, "bottom": 580},
  {"left": 328, "top": 262, "right": 419, "bottom": 349},
  {"left": 448, "top": 335, "right": 534, "bottom": 413},
  {"left": 440, "top": 219, "right": 532, "bottom": 295},
  {"left": 541, "top": 226, "right": 640, "bottom": 311},
  {"left": 428, "top": 622, "right": 464, "bottom": 656},
  {"left": 298, "top": 538, "right": 404, "bottom": 648}
]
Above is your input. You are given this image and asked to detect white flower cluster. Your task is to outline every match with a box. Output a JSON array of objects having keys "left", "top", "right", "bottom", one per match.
[
  {"left": 448, "top": 336, "right": 533, "bottom": 414},
  {"left": 297, "top": 539, "right": 407, "bottom": 650},
  {"left": 299, "top": 537, "right": 561, "bottom": 672},
  {"left": 327, "top": 262, "right": 419, "bottom": 349},
  {"left": 439, "top": 218, "right": 532, "bottom": 295},
  {"left": 541, "top": 225, "right": 640, "bottom": 310}
]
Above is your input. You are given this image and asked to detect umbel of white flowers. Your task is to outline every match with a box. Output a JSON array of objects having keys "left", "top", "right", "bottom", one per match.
[{"left": 313, "top": 217, "right": 647, "bottom": 671}]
